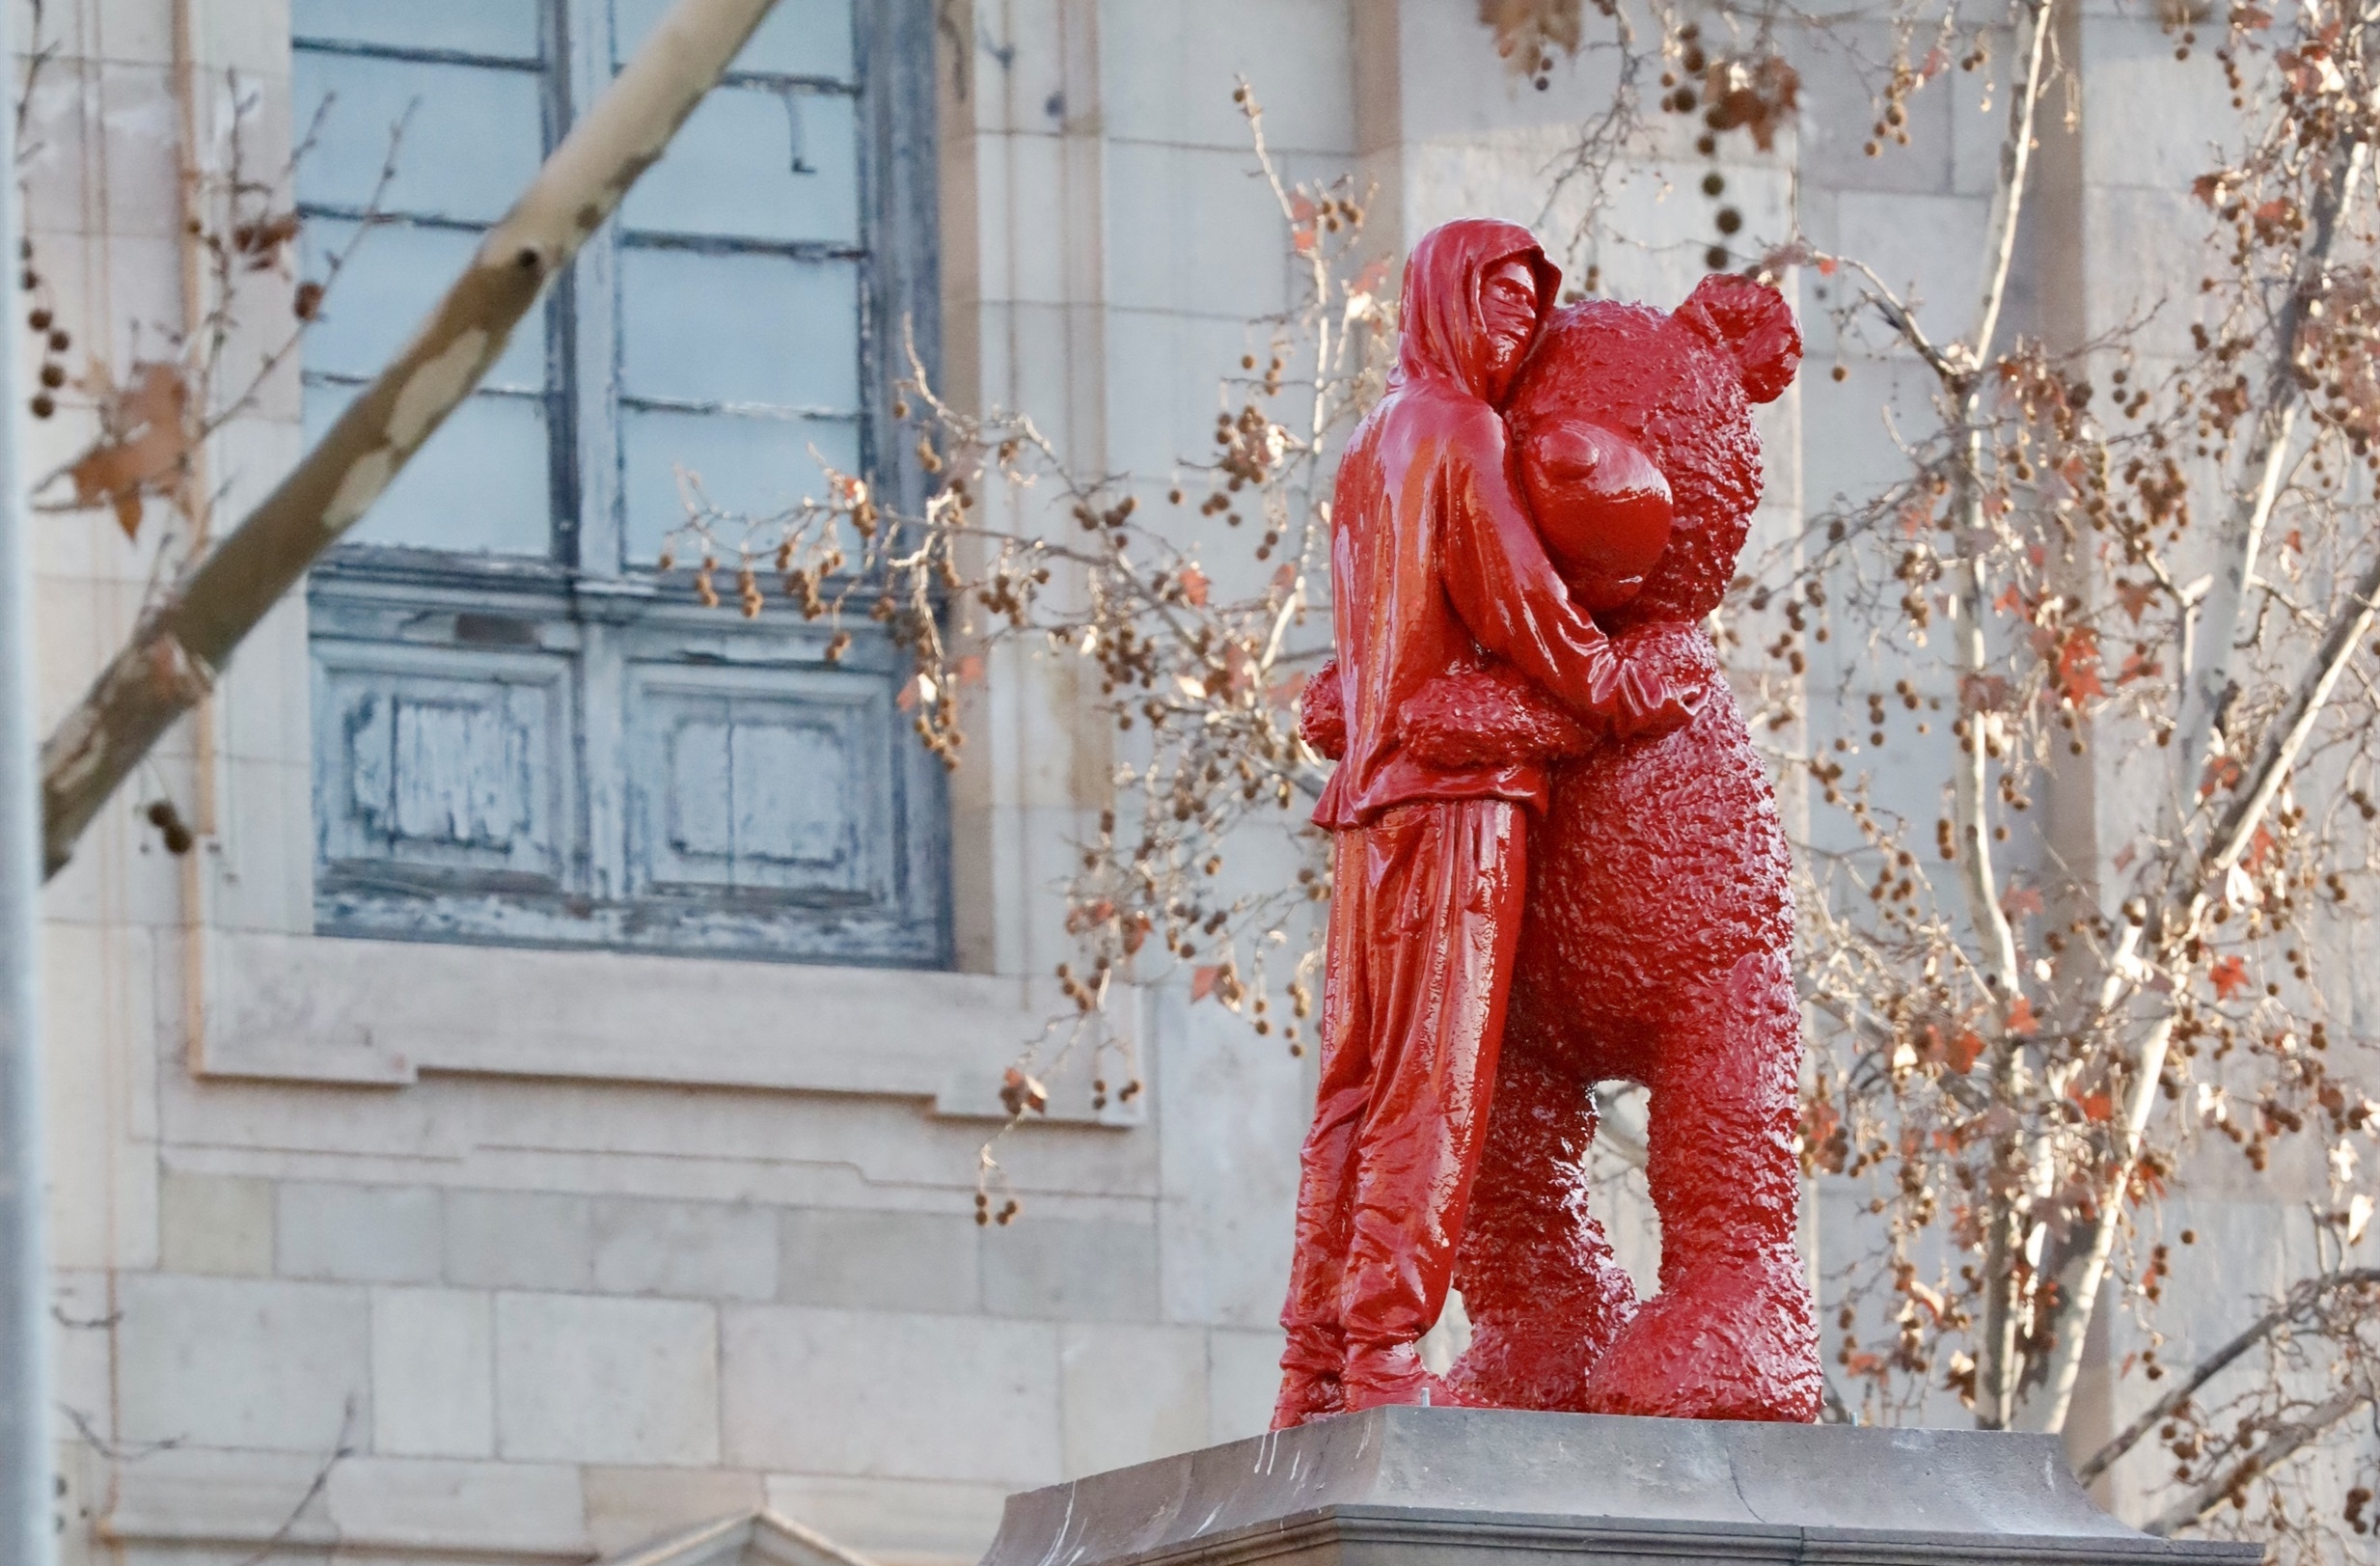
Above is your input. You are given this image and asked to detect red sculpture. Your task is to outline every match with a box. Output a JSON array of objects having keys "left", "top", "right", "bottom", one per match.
[{"left": 1274, "top": 219, "right": 1820, "bottom": 1429}]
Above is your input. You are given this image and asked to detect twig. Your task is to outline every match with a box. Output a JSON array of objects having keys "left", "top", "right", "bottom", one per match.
[
  {"left": 2146, "top": 1386, "right": 2371, "bottom": 1537},
  {"left": 2079, "top": 1266, "right": 2380, "bottom": 1484},
  {"left": 227, "top": 1396, "right": 356, "bottom": 1566},
  {"left": 58, "top": 1403, "right": 178, "bottom": 1462}
]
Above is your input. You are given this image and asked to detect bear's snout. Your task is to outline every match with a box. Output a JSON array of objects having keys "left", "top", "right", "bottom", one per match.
[{"left": 1518, "top": 422, "right": 1674, "bottom": 613}]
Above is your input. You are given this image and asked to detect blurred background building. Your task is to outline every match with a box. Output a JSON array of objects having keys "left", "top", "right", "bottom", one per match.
[{"left": 17, "top": 0, "right": 2359, "bottom": 1562}]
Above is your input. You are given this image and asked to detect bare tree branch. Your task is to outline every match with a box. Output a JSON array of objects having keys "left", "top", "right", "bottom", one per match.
[
  {"left": 2079, "top": 1266, "right": 2380, "bottom": 1485},
  {"left": 1956, "top": 0, "right": 2058, "bottom": 1429},
  {"left": 2146, "top": 1387, "right": 2371, "bottom": 1538},
  {"left": 37, "top": 0, "right": 790, "bottom": 876}
]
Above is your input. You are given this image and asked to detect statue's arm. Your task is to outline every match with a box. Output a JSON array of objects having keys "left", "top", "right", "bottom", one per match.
[{"left": 1436, "top": 410, "right": 1692, "bottom": 737}]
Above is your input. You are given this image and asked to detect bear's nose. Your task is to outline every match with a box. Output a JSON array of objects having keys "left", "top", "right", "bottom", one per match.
[{"left": 1535, "top": 425, "right": 1666, "bottom": 497}]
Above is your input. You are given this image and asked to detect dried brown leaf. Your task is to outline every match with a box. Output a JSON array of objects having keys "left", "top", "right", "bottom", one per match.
[{"left": 68, "top": 362, "right": 192, "bottom": 540}]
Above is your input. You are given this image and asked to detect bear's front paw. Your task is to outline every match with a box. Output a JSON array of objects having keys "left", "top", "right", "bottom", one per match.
[{"left": 1610, "top": 621, "right": 1719, "bottom": 739}]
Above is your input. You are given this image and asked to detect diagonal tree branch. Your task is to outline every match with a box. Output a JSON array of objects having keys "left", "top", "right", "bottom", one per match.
[
  {"left": 2170, "top": 134, "right": 2370, "bottom": 810},
  {"left": 2145, "top": 1387, "right": 2372, "bottom": 1538},
  {"left": 2078, "top": 1266, "right": 2380, "bottom": 1485},
  {"left": 37, "top": 0, "right": 789, "bottom": 876},
  {"left": 1965, "top": 0, "right": 2053, "bottom": 379},
  {"left": 2200, "top": 546, "right": 2380, "bottom": 882}
]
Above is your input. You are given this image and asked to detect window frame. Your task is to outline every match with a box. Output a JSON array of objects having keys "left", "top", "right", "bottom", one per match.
[{"left": 298, "top": 0, "right": 950, "bottom": 968}]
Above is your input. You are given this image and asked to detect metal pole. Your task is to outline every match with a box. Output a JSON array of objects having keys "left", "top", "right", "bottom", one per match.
[{"left": 0, "top": 0, "right": 55, "bottom": 1552}]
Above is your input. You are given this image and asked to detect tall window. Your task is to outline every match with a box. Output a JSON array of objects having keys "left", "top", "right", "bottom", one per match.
[{"left": 294, "top": 0, "right": 947, "bottom": 965}]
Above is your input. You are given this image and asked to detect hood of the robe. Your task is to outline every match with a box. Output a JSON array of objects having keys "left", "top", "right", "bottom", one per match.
[{"left": 1392, "top": 218, "right": 1561, "bottom": 399}]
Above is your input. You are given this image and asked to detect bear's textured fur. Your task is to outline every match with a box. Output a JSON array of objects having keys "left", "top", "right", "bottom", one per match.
[{"left": 1444, "top": 277, "right": 1822, "bottom": 1422}]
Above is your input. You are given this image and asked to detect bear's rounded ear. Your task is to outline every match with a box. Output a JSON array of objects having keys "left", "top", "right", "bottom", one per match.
[{"left": 1679, "top": 274, "right": 1801, "bottom": 404}]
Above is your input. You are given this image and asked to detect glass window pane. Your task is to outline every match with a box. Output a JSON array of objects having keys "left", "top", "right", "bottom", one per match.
[
  {"left": 293, "top": 0, "right": 542, "bottom": 60},
  {"left": 308, "top": 385, "right": 553, "bottom": 555},
  {"left": 612, "top": 0, "right": 853, "bottom": 81},
  {"left": 621, "top": 408, "right": 858, "bottom": 562},
  {"left": 302, "top": 219, "right": 545, "bottom": 393},
  {"left": 619, "top": 250, "right": 856, "bottom": 410},
  {"left": 616, "top": 87, "right": 856, "bottom": 244},
  {"left": 295, "top": 51, "right": 545, "bottom": 221}
]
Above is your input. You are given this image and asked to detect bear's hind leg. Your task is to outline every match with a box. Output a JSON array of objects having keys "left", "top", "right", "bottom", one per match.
[
  {"left": 1443, "top": 1045, "right": 1640, "bottom": 1411},
  {"left": 1578, "top": 948, "right": 1820, "bottom": 1422}
]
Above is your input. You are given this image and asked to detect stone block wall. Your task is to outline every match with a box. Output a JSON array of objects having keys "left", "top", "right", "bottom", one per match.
[{"left": 70, "top": 1168, "right": 1289, "bottom": 1562}]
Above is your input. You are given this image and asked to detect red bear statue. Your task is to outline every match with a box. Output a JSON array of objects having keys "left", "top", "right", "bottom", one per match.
[{"left": 1299, "top": 271, "right": 1820, "bottom": 1424}]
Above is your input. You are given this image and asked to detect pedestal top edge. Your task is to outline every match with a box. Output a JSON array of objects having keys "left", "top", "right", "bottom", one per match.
[{"left": 976, "top": 1409, "right": 2264, "bottom": 1566}]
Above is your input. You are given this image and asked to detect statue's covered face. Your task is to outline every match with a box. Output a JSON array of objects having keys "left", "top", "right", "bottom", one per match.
[
  {"left": 1518, "top": 421, "right": 1674, "bottom": 612},
  {"left": 1478, "top": 259, "right": 1546, "bottom": 403}
]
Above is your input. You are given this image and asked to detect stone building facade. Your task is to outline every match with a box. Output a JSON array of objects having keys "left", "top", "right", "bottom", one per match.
[{"left": 19, "top": 1, "right": 2368, "bottom": 1563}]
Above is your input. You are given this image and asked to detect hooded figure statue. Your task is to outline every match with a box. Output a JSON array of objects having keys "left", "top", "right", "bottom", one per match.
[{"left": 1274, "top": 219, "right": 1697, "bottom": 1424}]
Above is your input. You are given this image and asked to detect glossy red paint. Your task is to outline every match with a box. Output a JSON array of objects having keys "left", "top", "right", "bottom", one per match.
[
  {"left": 1522, "top": 423, "right": 1675, "bottom": 612},
  {"left": 1306, "top": 220, "right": 1694, "bottom": 841},
  {"left": 1276, "top": 233, "right": 1820, "bottom": 1429}
]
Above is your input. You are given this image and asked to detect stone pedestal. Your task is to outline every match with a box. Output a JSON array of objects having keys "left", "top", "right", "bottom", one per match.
[{"left": 980, "top": 1408, "right": 2259, "bottom": 1566}]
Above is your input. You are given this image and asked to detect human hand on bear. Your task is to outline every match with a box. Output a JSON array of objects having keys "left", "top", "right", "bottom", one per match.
[{"left": 1607, "top": 619, "right": 1717, "bottom": 739}]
